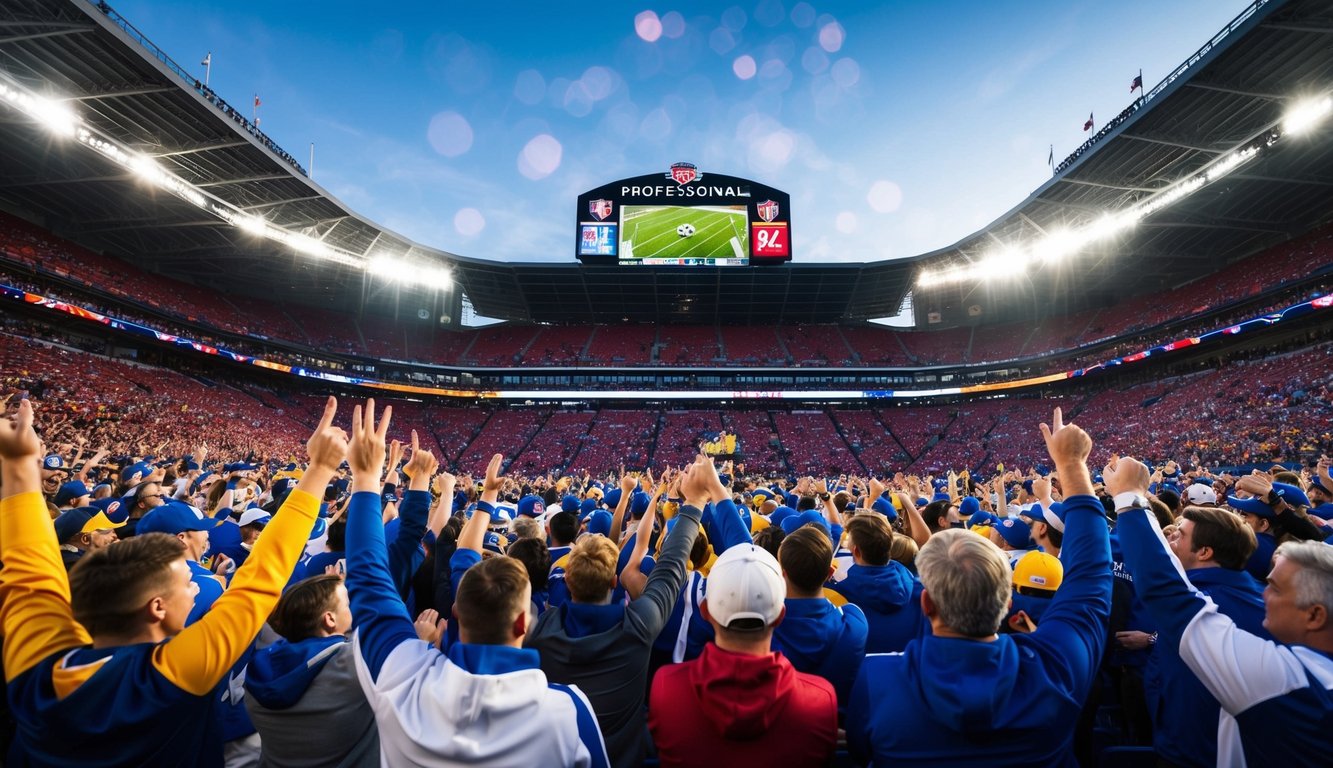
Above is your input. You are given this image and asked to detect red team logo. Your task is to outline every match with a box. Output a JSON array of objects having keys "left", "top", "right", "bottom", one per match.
[
  {"left": 668, "top": 162, "right": 699, "bottom": 185},
  {"left": 589, "top": 199, "right": 613, "bottom": 221},
  {"left": 756, "top": 199, "right": 779, "bottom": 222}
]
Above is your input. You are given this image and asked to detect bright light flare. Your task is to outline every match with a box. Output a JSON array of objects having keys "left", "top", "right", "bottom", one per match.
[{"left": 1282, "top": 96, "right": 1332, "bottom": 137}]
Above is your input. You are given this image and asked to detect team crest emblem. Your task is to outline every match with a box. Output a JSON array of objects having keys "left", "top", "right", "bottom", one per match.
[
  {"left": 668, "top": 162, "right": 700, "bottom": 185},
  {"left": 756, "top": 199, "right": 779, "bottom": 222},
  {"left": 589, "top": 199, "right": 613, "bottom": 221}
]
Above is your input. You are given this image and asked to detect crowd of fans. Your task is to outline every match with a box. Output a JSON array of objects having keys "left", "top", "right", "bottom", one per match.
[
  {"left": 2, "top": 383, "right": 1330, "bottom": 766},
  {"left": 3, "top": 211, "right": 1329, "bottom": 375},
  {"left": 3, "top": 325, "right": 1330, "bottom": 483}
]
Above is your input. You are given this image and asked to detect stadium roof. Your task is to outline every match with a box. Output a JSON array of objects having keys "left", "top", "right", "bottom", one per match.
[{"left": 0, "top": 0, "right": 1330, "bottom": 326}]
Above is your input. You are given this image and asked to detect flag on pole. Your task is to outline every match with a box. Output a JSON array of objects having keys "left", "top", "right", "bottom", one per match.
[
  {"left": 1130, "top": 73, "right": 1143, "bottom": 92},
  {"left": 1082, "top": 112, "right": 1094, "bottom": 132},
  {"left": 201, "top": 52, "right": 211, "bottom": 67},
  {"left": 254, "top": 95, "right": 261, "bottom": 108},
  {"left": 1047, "top": 144, "right": 1054, "bottom": 168}
]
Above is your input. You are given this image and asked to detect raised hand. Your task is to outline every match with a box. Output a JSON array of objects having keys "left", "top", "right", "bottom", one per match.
[
  {"left": 679, "top": 454, "right": 714, "bottom": 509},
  {"left": 1039, "top": 407, "right": 1091, "bottom": 468},
  {"left": 348, "top": 399, "right": 391, "bottom": 486},
  {"left": 1102, "top": 456, "right": 1150, "bottom": 499},
  {"left": 305, "top": 396, "right": 349, "bottom": 474},
  {"left": 0, "top": 399, "right": 41, "bottom": 463},
  {"left": 402, "top": 430, "right": 439, "bottom": 487}
]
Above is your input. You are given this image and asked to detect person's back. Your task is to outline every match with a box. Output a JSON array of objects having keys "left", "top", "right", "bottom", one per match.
[
  {"left": 771, "top": 525, "right": 867, "bottom": 710},
  {"left": 847, "top": 409, "right": 1111, "bottom": 767},
  {"left": 649, "top": 543, "right": 837, "bottom": 768},
  {"left": 0, "top": 397, "right": 343, "bottom": 767},
  {"left": 828, "top": 515, "right": 925, "bottom": 653},
  {"left": 527, "top": 485, "right": 704, "bottom": 767},
  {"left": 245, "top": 574, "right": 379, "bottom": 768},
  {"left": 1148, "top": 507, "right": 1269, "bottom": 768},
  {"left": 343, "top": 433, "right": 607, "bottom": 767},
  {"left": 1118, "top": 479, "right": 1333, "bottom": 766}
]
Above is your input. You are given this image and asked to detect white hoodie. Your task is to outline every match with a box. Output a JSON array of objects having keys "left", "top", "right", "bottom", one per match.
[{"left": 353, "top": 637, "right": 607, "bottom": 767}]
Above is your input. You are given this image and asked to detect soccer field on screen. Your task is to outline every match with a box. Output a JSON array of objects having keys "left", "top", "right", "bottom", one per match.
[{"left": 619, "top": 205, "right": 749, "bottom": 262}]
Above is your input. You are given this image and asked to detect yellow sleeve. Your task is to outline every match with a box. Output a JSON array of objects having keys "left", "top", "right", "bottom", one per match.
[
  {"left": 0, "top": 491, "right": 91, "bottom": 680},
  {"left": 153, "top": 489, "right": 318, "bottom": 695}
]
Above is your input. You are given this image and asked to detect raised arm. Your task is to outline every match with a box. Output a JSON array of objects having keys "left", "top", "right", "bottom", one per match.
[
  {"left": 629, "top": 455, "right": 707, "bottom": 637},
  {"left": 154, "top": 397, "right": 346, "bottom": 695},
  {"left": 609, "top": 473, "right": 636, "bottom": 551},
  {"left": 386, "top": 429, "right": 436, "bottom": 599},
  {"left": 458, "top": 453, "right": 501, "bottom": 557},
  {"left": 619, "top": 485, "right": 661, "bottom": 600},
  {"left": 1113, "top": 457, "right": 1311, "bottom": 718},
  {"left": 896, "top": 487, "right": 931, "bottom": 547},
  {"left": 428, "top": 471, "right": 456, "bottom": 538},
  {"left": 1025, "top": 408, "right": 1110, "bottom": 700},
  {"left": 0, "top": 400, "right": 93, "bottom": 681}
]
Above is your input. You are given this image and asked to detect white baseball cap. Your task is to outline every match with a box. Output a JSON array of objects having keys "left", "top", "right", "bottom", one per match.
[
  {"left": 238, "top": 508, "right": 272, "bottom": 527},
  {"left": 704, "top": 544, "right": 785, "bottom": 630},
  {"left": 1185, "top": 483, "right": 1218, "bottom": 506}
]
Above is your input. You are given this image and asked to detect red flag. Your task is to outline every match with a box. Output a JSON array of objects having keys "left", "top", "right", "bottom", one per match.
[
  {"left": 1082, "top": 112, "right": 1094, "bottom": 131},
  {"left": 1130, "top": 74, "right": 1143, "bottom": 92},
  {"left": 254, "top": 95, "right": 262, "bottom": 108}
]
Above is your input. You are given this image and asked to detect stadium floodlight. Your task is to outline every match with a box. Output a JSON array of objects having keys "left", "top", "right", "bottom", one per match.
[
  {"left": 0, "top": 81, "right": 78, "bottom": 138},
  {"left": 1282, "top": 95, "right": 1332, "bottom": 137}
]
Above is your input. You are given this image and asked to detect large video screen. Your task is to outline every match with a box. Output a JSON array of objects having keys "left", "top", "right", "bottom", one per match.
[
  {"left": 575, "top": 164, "right": 791, "bottom": 266},
  {"left": 620, "top": 205, "right": 749, "bottom": 265}
]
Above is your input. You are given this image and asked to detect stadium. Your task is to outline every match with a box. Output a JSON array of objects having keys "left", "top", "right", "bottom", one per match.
[{"left": 0, "top": 0, "right": 1330, "bottom": 766}]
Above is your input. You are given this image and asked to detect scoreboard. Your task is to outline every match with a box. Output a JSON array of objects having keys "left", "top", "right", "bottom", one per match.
[{"left": 575, "top": 163, "right": 792, "bottom": 266}]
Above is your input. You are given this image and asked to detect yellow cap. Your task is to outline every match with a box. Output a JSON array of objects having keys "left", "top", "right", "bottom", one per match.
[{"left": 1013, "top": 551, "right": 1063, "bottom": 592}]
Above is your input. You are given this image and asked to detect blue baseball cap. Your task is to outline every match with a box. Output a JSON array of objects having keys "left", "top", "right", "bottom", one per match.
[
  {"left": 138, "top": 499, "right": 224, "bottom": 536},
  {"left": 968, "top": 511, "right": 999, "bottom": 528},
  {"left": 517, "top": 495, "right": 546, "bottom": 518},
  {"left": 996, "top": 517, "right": 1034, "bottom": 550},
  {"left": 579, "top": 498, "right": 599, "bottom": 518},
  {"left": 586, "top": 509, "right": 613, "bottom": 537},
  {"left": 959, "top": 497, "right": 981, "bottom": 517},
  {"left": 603, "top": 488, "right": 624, "bottom": 510},
  {"left": 119, "top": 461, "right": 152, "bottom": 485},
  {"left": 42, "top": 454, "right": 66, "bottom": 471},
  {"left": 1228, "top": 495, "right": 1276, "bottom": 519},
  {"left": 769, "top": 506, "right": 798, "bottom": 528},
  {"left": 1271, "top": 482, "right": 1311, "bottom": 509},
  {"left": 482, "top": 531, "right": 506, "bottom": 555},
  {"left": 55, "top": 480, "right": 91, "bottom": 508},
  {"left": 54, "top": 506, "right": 126, "bottom": 544},
  {"left": 630, "top": 491, "right": 652, "bottom": 518},
  {"left": 89, "top": 497, "right": 130, "bottom": 525},
  {"left": 781, "top": 510, "right": 831, "bottom": 539},
  {"left": 491, "top": 504, "right": 516, "bottom": 528},
  {"left": 561, "top": 494, "right": 581, "bottom": 513},
  {"left": 871, "top": 497, "right": 899, "bottom": 521}
]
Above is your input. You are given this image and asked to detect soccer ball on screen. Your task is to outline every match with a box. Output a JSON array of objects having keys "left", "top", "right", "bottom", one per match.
[{"left": 676, "top": 223, "right": 696, "bottom": 238}]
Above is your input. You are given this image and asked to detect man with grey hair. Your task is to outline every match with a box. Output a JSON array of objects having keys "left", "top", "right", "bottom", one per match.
[
  {"left": 1116, "top": 458, "right": 1333, "bottom": 766},
  {"left": 846, "top": 408, "right": 1111, "bottom": 766}
]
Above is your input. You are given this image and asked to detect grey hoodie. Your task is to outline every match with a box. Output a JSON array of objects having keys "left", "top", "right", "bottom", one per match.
[
  {"left": 526, "top": 503, "right": 702, "bottom": 768},
  {"left": 245, "top": 637, "right": 378, "bottom": 768}
]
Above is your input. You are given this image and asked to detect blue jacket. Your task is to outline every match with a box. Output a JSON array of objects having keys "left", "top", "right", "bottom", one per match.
[
  {"left": 1242, "top": 530, "right": 1277, "bottom": 583},
  {"left": 1116, "top": 507, "right": 1333, "bottom": 767},
  {"left": 1146, "top": 566, "right": 1269, "bottom": 768},
  {"left": 847, "top": 494, "right": 1111, "bottom": 766},
  {"left": 829, "top": 562, "right": 925, "bottom": 653},
  {"left": 772, "top": 597, "right": 867, "bottom": 714}
]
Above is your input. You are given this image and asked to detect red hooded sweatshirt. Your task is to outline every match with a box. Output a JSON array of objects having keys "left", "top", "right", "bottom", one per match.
[{"left": 648, "top": 642, "right": 837, "bottom": 768}]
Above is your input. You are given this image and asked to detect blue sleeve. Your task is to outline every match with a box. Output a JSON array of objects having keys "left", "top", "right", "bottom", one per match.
[
  {"left": 445, "top": 548, "right": 482, "bottom": 649},
  {"left": 386, "top": 489, "right": 430, "bottom": 600},
  {"left": 1115, "top": 508, "right": 1209, "bottom": 640},
  {"left": 1025, "top": 494, "right": 1111, "bottom": 698},
  {"left": 707, "top": 498, "right": 752, "bottom": 554},
  {"left": 344, "top": 491, "right": 418, "bottom": 682},
  {"left": 551, "top": 683, "right": 611, "bottom": 768},
  {"left": 846, "top": 659, "right": 876, "bottom": 765}
]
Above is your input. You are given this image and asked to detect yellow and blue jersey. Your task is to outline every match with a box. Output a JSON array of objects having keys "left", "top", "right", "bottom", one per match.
[{"left": 0, "top": 488, "right": 320, "bottom": 766}]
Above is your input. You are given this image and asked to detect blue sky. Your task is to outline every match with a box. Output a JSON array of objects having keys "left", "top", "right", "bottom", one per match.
[{"left": 108, "top": 0, "right": 1246, "bottom": 264}]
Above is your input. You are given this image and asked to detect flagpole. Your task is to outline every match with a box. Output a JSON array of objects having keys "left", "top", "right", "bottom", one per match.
[
  {"left": 1139, "top": 68, "right": 1144, "bottom": 105},
  {"left": 309, "top": 143, "right": 315, "bottom": 177},
  {"left": 202, "top": 52, "right": 211, "bottom": 87}
]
